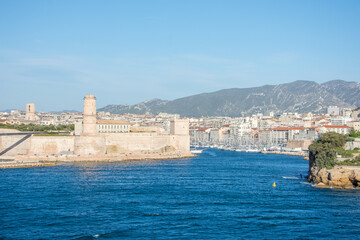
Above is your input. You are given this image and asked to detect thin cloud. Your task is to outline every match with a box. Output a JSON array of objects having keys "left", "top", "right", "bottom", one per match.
[
  {"left": 178, "top": 54, "right": 233, "bottom": 63},
  {"left": 264, "top": 51, "right": 299, "bottom": 65}
]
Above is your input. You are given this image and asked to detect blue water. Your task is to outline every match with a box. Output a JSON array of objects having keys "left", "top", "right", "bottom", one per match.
[{"left": 1, "top": 149, "right": 360, "bottom": 239}]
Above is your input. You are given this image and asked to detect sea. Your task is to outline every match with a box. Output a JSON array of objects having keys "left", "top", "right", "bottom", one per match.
[{"left": 1, "top": 148, "right": 360, "bottom": 239}]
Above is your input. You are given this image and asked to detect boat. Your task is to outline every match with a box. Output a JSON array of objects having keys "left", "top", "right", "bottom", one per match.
[
  {"left": 191, "top": 149, "right": 203, "bottom": 154},
  {"left": 190, "top": 148, "right": 203, "bottom": 154},
  {"left": 245, "top": 149, "right": 261, "bottom": 153}
]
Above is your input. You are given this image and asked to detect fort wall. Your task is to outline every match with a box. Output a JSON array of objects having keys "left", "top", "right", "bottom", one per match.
[
  {"left": 74, "top": 135, "right": 106, "bottom": 156},
  {"left": 0, "top": 135, "right": 31, "bottom": 156},
  {"left": 105, "top": 133, "right": 173, "bottom": 154},
  {"left": 28, "top": 136, "right": 74, "bottom": 156},
  {"left": 170, "top": 135, "right": 190, "bottom": 152},
  {"left": 1, "top": 133, "right": 191, "bottom": 158}
]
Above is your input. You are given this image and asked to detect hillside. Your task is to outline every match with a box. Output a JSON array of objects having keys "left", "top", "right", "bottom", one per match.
[{"left": 98, "top": 80, "right": 360, "bottom": 117}]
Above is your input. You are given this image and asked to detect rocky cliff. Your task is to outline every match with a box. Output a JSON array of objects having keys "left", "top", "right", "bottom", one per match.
[{"left": 308, "top": 166, "right": 360, "bottom": 188}]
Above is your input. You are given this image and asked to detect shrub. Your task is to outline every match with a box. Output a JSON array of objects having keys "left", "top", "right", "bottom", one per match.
[
  {"left": 334, "top": 148, "right": 358, "bottom": 158},
  {"left": 0, "top": 123, "right": 74, "bottom": 132},
  {"left": 309, "top": 132, "right": 347, "bottom": 169},
  {"left": 349, "top": 131, "right": 360, "bottom": 138},
  {"left": 339, "top": 155, "right": 360, "bottom": 166}
]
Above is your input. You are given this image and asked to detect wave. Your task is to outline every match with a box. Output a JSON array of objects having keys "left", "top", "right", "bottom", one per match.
[
  {"left": 205, "top": 152, "right": 217, "bottom": 157},
  {"left": 281, "top": 176, "right": 300, "bottom": 179},
  {"left": 299, "top": 182, "right": 316, "bottom": 187}
]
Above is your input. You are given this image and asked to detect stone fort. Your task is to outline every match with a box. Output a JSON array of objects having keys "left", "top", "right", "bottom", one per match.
[{"left": 0, "top": 94, "right": 191, "bottom": 159}]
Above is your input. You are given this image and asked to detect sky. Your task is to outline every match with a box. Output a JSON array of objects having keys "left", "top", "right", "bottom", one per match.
[{"left": 0, "top": 0, "right": 359, "bottom": 112}]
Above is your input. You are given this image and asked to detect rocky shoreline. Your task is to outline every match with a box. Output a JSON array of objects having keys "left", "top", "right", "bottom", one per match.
[
  {"left": 308, "top": 165, "right": 360, "bottom": 189},
  {"left": 0, "top": 152, "right": 196, "bottom": 169}
]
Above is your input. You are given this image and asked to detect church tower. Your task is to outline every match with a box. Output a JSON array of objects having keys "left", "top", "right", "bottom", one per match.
[{"left": 25, "top": 103, "right": 35, "bottom": 121}]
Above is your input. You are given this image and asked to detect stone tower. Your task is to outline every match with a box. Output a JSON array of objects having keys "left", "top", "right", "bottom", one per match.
[
  {"left": 170, "top": 118, "right": 190, "bottom": 152},
  {"left": 25, "top": 103, "right": 35, "bottom": 121},
  {"left": 82, "top": 94, "right": 97, "bottom": 135},
  {"left": 170, "top": 118, "right": 189, "bottom": 135}
]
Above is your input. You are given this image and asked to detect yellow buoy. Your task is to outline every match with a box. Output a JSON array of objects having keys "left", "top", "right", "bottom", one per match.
[{"left": 272, "top": 182, "right": 276, "bottom": 188}]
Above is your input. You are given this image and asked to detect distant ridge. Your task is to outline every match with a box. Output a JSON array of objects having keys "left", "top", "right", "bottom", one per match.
[
  {"left": 0, "top": 109, "right": 13, "bottom": 113},
  {"left": 50, "top": 110, "right": 80, "bottom": 114},
  {"left": 0, "top": 110, "right": 80, "bottom": 114},
  {"left": 98, "top": 80, "right": 360, "bottom": 117}
]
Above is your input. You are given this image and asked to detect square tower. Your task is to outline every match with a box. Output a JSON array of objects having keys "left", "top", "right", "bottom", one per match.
[
  {"left": 25, "top": 103, "right": 35, "bottom": 121},
  {"left": 170, "top": 118, "right": 189, "bottom": 135}
]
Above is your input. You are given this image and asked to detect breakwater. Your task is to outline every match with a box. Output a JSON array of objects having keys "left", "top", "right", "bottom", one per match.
[{"left": 261, "top": 150, "right": 307, "bottom": 157}]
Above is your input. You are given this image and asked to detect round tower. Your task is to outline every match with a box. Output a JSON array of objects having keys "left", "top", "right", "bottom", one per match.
[{"left": 82, "top": 94, "right": 97, "bottom": 135}]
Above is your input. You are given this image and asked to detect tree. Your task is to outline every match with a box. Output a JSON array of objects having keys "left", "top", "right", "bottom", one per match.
[{"left": 309, "top": 132, "right": 346, "bottom": 169}]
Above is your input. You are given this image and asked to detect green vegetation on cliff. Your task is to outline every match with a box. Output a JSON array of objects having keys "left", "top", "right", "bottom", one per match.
[
  {"left": 339, "top": 155, "right": 360, "bottom": 166},
  {"left": 309, "top": 132, "right": 360, "bottom": 168},
  {"left": 309, "top": 132, "right": 347, "bottom": 169}
]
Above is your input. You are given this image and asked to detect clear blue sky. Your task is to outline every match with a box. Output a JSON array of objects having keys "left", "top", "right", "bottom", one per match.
[{"left": 0, "top": 0, "right": 359, "bottom": 112}]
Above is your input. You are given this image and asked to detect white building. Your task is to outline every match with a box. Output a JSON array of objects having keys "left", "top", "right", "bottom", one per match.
[
  {"left": 328, "top": 106, "right": 340, "bottom": 116},
  {"left": 347, "top": 121, "right": 360, "bottom": 132},
  {"left": 320, "top": 125, "right": 351, "bottom": 135},
  {"left": 331, "top": 116, "right": 352, "bottom": 126},
  {"left": 97, "top": 120, "right": 131, "bottom": 133}
]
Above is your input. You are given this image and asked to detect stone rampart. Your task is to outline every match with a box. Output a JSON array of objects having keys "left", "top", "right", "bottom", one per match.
[
  {"left": 28, "top": 136, "right": 74, "bottom": 156},
  {"left": 170, "top": 135, "right": 190, "bottom": 152},
  {"left": 1, "top": 131, "right": 190, "bottom": 159},
  {"left": 0, "top": 135, "right": 31, "bottom": 156},
  {"left": 104, "top": 133, "right": 186, "bottom": 154},
  {"left": 74, "top": 135, "right": 106, "bottom": 156}
]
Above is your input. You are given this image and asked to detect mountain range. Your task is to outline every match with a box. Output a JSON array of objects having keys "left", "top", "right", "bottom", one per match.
[{"left": 98, "top": 80, "right": 360, "bottom": 117}]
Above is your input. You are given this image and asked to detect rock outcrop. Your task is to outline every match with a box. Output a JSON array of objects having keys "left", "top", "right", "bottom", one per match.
[{"left": 308, "top": 166, "right": 360, "bottom": 188}]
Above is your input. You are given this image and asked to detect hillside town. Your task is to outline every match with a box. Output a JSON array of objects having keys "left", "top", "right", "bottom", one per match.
[
  {"left": 189, "top": 106, "right": 360, "bottom": 152},
  {"left": 1, "top": 104, "right": 360, "bottom": 154}
]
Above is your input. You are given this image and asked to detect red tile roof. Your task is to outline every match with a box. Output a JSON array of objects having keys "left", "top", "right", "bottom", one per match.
[
  {"left": 197, "top": 127, "right": 209, "bottom": 131},
  {"left": 272, "top": 127, "right": 304, "bottom": 130},
  {"left": 322, "top": 125, "right": 350, "bottom": 128}
]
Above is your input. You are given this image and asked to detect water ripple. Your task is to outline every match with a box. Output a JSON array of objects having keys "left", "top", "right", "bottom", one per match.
[{"left": 1, "top": 149, "right": 360, "bottom": 239}]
